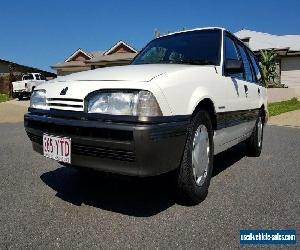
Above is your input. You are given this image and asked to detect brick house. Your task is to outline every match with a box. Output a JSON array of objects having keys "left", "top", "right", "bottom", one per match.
[{"left": 52, "top": 41, "right": 138, "bottom": 76}]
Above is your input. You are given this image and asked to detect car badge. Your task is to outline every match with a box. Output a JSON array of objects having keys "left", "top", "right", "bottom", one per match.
[{"left": 60, "top": 87, "right": 68, "bottom": 95}]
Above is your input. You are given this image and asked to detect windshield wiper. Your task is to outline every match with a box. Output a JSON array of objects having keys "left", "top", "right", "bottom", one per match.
[{"left": 178, "top": 59, "right": 215, "bottom": 65}]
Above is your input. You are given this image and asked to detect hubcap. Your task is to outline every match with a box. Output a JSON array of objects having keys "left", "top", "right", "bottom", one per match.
[
  {"left": 257, "top": 117, "right": 263, "bottom": 147},
  {"left": 192, "top": 124, "right": 210, "bottom": 186}
]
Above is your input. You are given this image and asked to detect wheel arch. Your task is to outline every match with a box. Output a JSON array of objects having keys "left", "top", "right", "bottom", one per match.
[
  {"left": 192, "top": 98, "right": 217, "bottom": 131},
  {"left": 260, "top": 104, "right": 268, "bottom": 124}
]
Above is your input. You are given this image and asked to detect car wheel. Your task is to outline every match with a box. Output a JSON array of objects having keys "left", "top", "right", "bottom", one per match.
[
  {"left": 176, "top": 110, "right": 214, "bottom": 205},
  {"left": 246, "top": 112, "right": 264, "bottom": 157}
]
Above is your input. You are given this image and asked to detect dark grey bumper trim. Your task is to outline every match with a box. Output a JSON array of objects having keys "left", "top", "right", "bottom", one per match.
[{"left": 24, "top": 111, "right": 189, "bottom": 176}]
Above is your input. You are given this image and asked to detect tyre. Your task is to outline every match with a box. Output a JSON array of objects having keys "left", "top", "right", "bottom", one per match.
[
  {"left": 176, "top": 109, "right": 214, "bottom": 205},
  {"left": 246, "top": 112, "right": 264, "bottom": 157}
]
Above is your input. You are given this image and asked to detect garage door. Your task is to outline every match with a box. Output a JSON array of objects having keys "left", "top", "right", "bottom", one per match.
[{"left": 281, "top": 56, "right": 300, "bottom": 87}]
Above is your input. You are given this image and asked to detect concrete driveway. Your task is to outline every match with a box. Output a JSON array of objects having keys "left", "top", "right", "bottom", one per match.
[
  {"left": 0, "top": 101, "right": 299, "bottom": 248},
  {"left": 0, "top": 99, "right": 29, "bottom": 123},
  {"left": 269, "top": 109, "right": 300, "bottom": 128}
]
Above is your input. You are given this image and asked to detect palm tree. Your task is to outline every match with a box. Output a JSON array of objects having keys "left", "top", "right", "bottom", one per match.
[{"left": 259, "top": 49, "right": 278, "bottom": 87}]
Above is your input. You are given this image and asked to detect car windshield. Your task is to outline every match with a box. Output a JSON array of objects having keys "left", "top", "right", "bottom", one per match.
[
  {"left": 23, "top": 74, "right": 34, "bottom": 80},
  {"left": 132, "top": 29, "right": 221, "bottom": 66}
]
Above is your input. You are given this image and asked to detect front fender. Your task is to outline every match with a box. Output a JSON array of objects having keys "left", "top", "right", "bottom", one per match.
[{"left": 188, "top": 87, "right": 216, "bottom": 114}]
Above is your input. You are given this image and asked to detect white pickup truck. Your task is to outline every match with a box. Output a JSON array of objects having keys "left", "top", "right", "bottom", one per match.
[{"left": 12, "top": 73, "right": 47, "bottom": 100}]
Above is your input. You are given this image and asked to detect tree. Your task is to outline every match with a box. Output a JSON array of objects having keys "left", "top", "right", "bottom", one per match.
[
  {"left": 259, "top": 49, "right": 278, "bottom": 87},
  {"left": 8, "top": 63, "right": 16, "bottom": 97}
]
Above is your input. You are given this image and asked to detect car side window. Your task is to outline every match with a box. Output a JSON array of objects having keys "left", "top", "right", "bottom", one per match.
[
  {"left": 40, "top": 75, "right": 46, "bottom": 80},
  {"left": 248, "top": 52, "right": 263, "bottom": 84},
  {"left": 224, "top": 36, "right": 244, "bottom": 79},
  {"left": 237, "top": 44, "right": 254, "bottom": 82}
]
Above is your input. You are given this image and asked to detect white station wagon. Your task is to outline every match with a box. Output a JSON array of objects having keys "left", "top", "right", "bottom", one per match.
[{"left": 25, "top": 27, "right": 268, "bottom": 204}]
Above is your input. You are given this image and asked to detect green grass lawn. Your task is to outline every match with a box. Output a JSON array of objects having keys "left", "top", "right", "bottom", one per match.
[
  {"left": 268, "top": 98, "right": 300, "bottom": 116},
  {"left": 0, "top": 94, "right": 12, "bottom": 103}
]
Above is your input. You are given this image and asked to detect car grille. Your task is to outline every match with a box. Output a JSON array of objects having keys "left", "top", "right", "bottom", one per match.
[
  {"left": 26, "top": 132, "right": 136, "bottom": 162},
  {"left": 47, "top": 98, "right": 84, "bottom": 111},
  {"left": 72, "top": 144, "right": 135, "bottom": 162}
]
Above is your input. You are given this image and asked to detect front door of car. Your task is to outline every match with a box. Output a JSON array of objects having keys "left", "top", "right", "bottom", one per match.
[{"left": 220, "top": 35, "right": 250, "bottom": 144}]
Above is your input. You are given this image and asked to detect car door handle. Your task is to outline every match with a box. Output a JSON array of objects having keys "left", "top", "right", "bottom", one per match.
[
  {"left": 258, "top": 88, "right": 261, "bottom": 95},
  {"left": 244, "top": 85, "right": 248, "bottom": 97}
]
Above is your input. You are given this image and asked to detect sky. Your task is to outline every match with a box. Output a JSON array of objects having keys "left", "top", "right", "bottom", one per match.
[{"left": 1, "top": 0, "right": 299, "bottom": 72}]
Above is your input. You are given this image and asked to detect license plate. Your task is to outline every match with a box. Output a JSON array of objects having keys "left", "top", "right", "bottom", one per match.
[{"left": 43, "top": 134, "right": 71, "bottom": 163}]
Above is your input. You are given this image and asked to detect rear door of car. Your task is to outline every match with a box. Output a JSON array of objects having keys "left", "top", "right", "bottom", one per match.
[
  {"left": 246, "top": 48, "right": 265, "bottom": 110},
  {"left": 235, "top": 42, "right": 259, "bottom": 110}
]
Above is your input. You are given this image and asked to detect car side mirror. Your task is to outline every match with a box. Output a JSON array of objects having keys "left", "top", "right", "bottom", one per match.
[{"left": 224, "top": 59, "right": 244, "bottom": 75}]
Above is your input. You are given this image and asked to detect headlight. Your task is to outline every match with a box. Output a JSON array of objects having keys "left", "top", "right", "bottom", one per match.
[
  {"left": 86, "top": 90, "right": 162, "bottom": 116},
  {"left": 30, "top": 90, "right": 48, "bottom": 110}
]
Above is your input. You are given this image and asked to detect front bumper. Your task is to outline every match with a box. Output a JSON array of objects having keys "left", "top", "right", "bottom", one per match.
[{"left": 24, "top": 108, "right": 189, "bottom": 176}]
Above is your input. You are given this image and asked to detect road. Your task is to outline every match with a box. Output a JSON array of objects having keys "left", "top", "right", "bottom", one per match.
[{"left": 0, "top": 121, "right": 299, "bottom": 248}]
